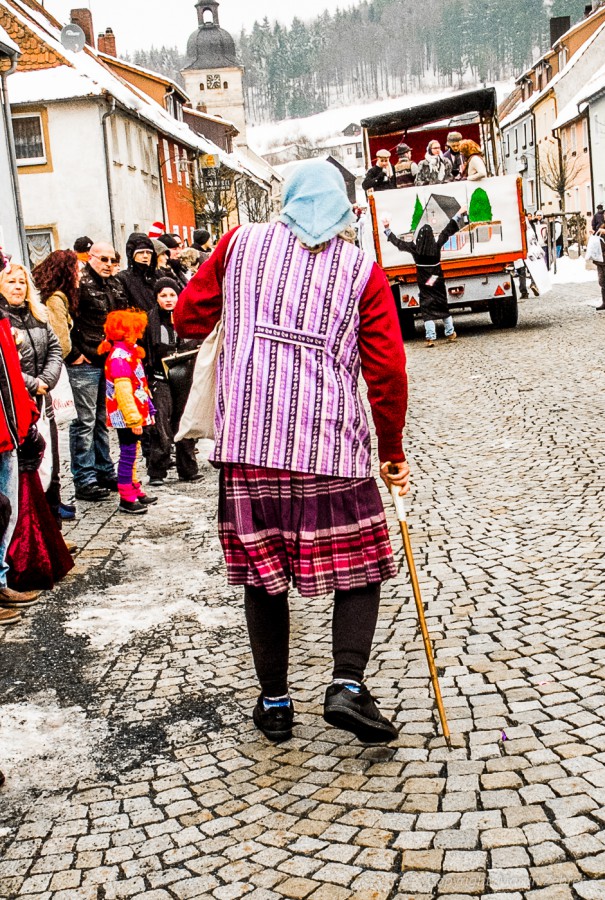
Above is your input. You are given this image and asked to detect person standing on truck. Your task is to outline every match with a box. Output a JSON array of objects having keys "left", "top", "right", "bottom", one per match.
[
  {"left": 415, "top": 141, "right": 453, "bottom": 186},
  {"left": 362, "top": 149, "right": 396, "bottom": 193},
  {"left": 382, "top": 209, "right": 467, "bottom": 347},
  {"left": 443, "top": 132, "right": 464, "bottom": 180},
  {"left": 394, "top": 143, "right": 418, "bottom": 188},
  {"left": 458, "top": 140, "right": 487, "bottom": 181}
]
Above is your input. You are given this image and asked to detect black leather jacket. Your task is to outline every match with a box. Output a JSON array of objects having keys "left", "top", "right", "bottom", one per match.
[
  {"left": 0, "top": 296, "right": 62, "bottom": 396},
  {"left": 67, "top": 264, "right": 127, "bottom": 367}
]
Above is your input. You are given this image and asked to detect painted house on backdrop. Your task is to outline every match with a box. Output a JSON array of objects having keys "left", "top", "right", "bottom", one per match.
[
  {"left": 0, "top": 23, "right": 26, "bottom": 262},
  {"left": 0, "top": 0, "right": 228, "bottom": 263},
  {"left": 501, "top": 2, "right": 605, "bottom": 225}
]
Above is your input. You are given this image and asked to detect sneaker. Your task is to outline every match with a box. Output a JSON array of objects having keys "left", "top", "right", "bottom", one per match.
[
  {"left": 530, "top": 283, "right": 540, "bottom": 296},
  {"left": 148, "top": 477, "right": 165, "bottom": 487},
  {"left": 425, "top": 339, "right": 435, "bottom": 348},
  {"left": 323, "top": 683, "right": 398, "bottom": 744},
  {"left": 97, "top": 477, "right": 118, "bottom": 492},
  {"left": 0, "top": 607, "right": 21, "bottom": 625},
  {"left": 137, "top": 495, "right": 158, "bottom": 506},
  {"left": 119, "top": 499, "right": 148, "bottom": 515},
  {"left": 446, "top": 332, "right": 458, "bottom": 343},
  {"left": 252, "top": 695, "right": 294, "bottom": 743},
  {"left": 75, "top": 483, "right": 110, "bottom": 502},
  {"left": 179, "top": 473, "right": 203, "bottom": 483},
  {"left": 58, "top": 503, "right": 77, "bottom": 521},
  {"left": 0, "top": 586, "right": 41, "bottom": 608}
]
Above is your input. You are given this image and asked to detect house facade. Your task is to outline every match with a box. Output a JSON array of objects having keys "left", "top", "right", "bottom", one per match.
[{"left": 0, "top": 23, "right": 26, "bottom": 261}]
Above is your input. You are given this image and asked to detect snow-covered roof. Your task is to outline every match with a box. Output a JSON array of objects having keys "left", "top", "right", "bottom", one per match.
[
  {"left": 4, "top": 0, "right": 233, "bottom": 166},
  {"left": 0, "top": 23, "right": 20, "bottom": 56},
  {"left": 552, "top": 59, "right": 605, "bottom": 129},
  {"left": 183, "top": 105, "right": 238, "bottom": 132},
  {"left": 97, "top": 52, "right": 190, "bottom": 103},
  {"left": 500, "top": 94, "right": 534, "bottom": 129},
  {"left": 235, "top": 145, "right": 282, "bottom": 187},
  {"left": 316, "top": 134, "right": 362, "bottom": 149}
]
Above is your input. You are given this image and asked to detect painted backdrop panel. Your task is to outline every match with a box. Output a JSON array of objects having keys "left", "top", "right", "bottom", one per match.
[{"left": 374, "top": 175, "right": 524, "bottom": 270}]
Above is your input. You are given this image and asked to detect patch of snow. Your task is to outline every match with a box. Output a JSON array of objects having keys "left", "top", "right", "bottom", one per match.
[
  {"left": 0, "top": 693, "right": 106, "bottom": 794},
  {"left": 550, "top": 256, "right": 598, "bottom": 285}
]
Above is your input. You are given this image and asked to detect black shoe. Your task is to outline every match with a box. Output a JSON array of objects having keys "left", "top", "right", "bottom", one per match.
[
  {"left": 75, "top": 484, "right": 110, "bottom": 502},
  {"left": 148, "top": 477, "right": 165, "bottom": 487},
  {"left": 179, "top": 473, "right": 203, "bottom": 483},
  {"left": 252, "top": 695, "right": 294, "bottom": 743},
  {"left": 0, "top": 770, "right": 5, "bottom": 788},
  {"left": 97, "top": 477, "right": 118, "bottom": 492},
  {"left": 595, "top": 303, "right": 605, "bottom": 311},
  {"left": 137, "top": 495, "right": 158, "bottom": 506},
  {"left": 119, "top": 499, "right": 148, "bottom": 515},
  {"left": 323, "top": 683, "right": 398, "bottom": 744},
  {"left": 520, "top": 292, "right": 529, "bottom": 299}
]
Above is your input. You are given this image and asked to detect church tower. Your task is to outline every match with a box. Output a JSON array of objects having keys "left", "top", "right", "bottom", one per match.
[{"left": 182, "top": 1, "right": 247, "bottom": 144}]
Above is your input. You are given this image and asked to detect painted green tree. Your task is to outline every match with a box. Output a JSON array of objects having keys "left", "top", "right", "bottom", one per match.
[
  {"left": 468, "top": 188, "right": 493, "bottom": 223},
  {"left": 410, "top": 195, "right": 424, "bottom": 231}
]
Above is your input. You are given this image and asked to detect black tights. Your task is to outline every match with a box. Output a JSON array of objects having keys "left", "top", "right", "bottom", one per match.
[{"left": 244, "top": 583, "right": 381, "bottom": 697}]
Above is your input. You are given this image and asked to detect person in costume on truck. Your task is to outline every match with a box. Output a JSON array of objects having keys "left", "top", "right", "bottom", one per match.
[{"left": 382, "top": 209, "right": 467, "bottom": 347}]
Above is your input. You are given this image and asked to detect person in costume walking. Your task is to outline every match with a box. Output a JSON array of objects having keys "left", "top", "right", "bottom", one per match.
[
  {"left": 175, "top": 160, "right": 410, "bottom": 745},
  {"left": 99, "top": 310, "right": 157, "bottom": 516},
  {"left": 382, "top": 209, "right": 466, "bottom": 346}
]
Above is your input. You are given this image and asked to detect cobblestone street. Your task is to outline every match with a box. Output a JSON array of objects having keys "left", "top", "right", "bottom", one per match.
[{"left": 1, "top": 283, "right": 605, "bottom": 900}]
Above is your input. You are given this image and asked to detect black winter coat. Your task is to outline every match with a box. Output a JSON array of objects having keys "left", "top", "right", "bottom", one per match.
[
  {"left": 362, "top": 165, "right": 396, "bottom": 192},
  {"left": 0, "top": 297, "right": 63, "bottom": 397},
  {"left": 145, "top": 307, "right": 199, "bottom": 384},
  {"left": 67, "top": 264, "right": 127, "bottom": 367},
  {"left": 117, "top": 233, "right": 158, "bottom": 312},
  {"left": 387, "top": 217, "right": 461, "bottom": 321}
]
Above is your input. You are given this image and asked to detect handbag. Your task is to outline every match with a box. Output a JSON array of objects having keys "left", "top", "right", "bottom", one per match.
[
  {"left": 161, "top": 348, "right": 199, "bottom": 378},
  {"left": 586, "top": 234, "right": 604, "bottom": 264},
  {"left": 174, "top": 319, "right": 223, "bottom": 442},
  {"left": 37, "top": 403, "right": 53, "bottom": 492},
  {"left": 51, "top": 364, "right": 77, "bottom": 427}
]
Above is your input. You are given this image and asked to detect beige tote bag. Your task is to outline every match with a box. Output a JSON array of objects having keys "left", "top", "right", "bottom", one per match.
[{"left": 174, "top": 318, "right": 224, "bottom": 442}]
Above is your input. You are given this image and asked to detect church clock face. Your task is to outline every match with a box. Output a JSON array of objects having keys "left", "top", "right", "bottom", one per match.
[{"left": 207, "top": 74, "right": 222, "bottom": 90}]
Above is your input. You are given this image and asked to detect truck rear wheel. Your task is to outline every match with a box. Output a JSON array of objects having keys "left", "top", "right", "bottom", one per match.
[
  {"left": 399, "top": 310, "right": 417, "bottom": 341},
  {"left": 489, "top": 287, "right": 518, "bottom": 329}
]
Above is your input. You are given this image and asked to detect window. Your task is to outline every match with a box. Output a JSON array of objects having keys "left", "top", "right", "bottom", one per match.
[
  {"left": 110, "top": 116, "right": 120, "bottom": 162},
  {"left": 514, "top": 128, "right": 518, "bottom": 154},
  {"left": 176, "top": 146, "right": 182, "bottom": 185},
  {"left": 529, "top": 119, "right": 534, "bottom": 146},
  {"left": 13, "top": 115, "right": 46, "bottom": 164},
  {"left": 583, "top": 118, "right": 589, "bottom": 150},
  {"left": 163, "top": 139, "right": 172, "bottom": 182},
  {"left": 173, "top": 225, "right": 180, "bottom": 237},
  {"left": 561, "top": 130, "right": 567, "bottom": 155},
  {"left": 182, "top": 148, "right": 190, "bottom": 187},
  {"left": 199, "top": 82, "right": 205, "bottom": 91},
  {"left": 223, "top": 81, "right": 228, "bottom": 90},
  {"left": 586, "top": 184, "right": 592, "bottom": 211},
  {"left": 574, "top": 186, "right": 580, "bottom": 209},
  {"left": 570, "top": 126, "right": 577, "bottom": 153},
  {"left": 522, "top": 123, "right": 527, "bottom": 150},
  {"left": 207, "top": 74, "right": 221, "bottom": 90},
  {"left": 505, "top": 133, "right": 510, "bottom": 157},
  {"left": 527, "top": 179, "right": 535, "bottom": 206},
  {"left": 26, "top": 230, "right": 53, "bottom": 266},
  {"left": 347, "top": 146, "right": 353, "bottom": 155},
  {"left": 125, "top": 121, "right": 133, "bottom": 164}
]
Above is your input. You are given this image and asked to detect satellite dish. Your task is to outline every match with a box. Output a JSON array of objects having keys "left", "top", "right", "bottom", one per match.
[{"left": 60, "top": 24, "right": 86, "bottom": 53}]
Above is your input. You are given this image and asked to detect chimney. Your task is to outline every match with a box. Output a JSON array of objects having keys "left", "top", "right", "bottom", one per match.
[
  {"left": 550, "top": 16, "right": 571, "bottom": 46},
  {"left": 98, "top": 27, "right": 116, "bottom": 57},
  {"left": 70, "top": 8, "right": 95, "bottom": 48}
]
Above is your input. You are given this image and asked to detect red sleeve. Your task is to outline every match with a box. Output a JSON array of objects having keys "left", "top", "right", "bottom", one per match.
[
  {"left": 358, "top": 263, "right": 407, "bottom": 463},
  {"left": 174, "top": 226, "right": 241, "bottom": 340}
]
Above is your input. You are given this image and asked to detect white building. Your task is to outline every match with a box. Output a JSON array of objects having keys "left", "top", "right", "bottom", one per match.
[
  {"left": 501, "top": 99, "right": 538, "bottom": 212},
  {"left": 0, "top": 24, "right": 25, "bottom": 262},
  {"left": 182, "top": 0, "right": 247, "bottom": 146}
]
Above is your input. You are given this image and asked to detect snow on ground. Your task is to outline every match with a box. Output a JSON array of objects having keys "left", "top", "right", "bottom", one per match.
[
  {"left": 550, "top": 255, "right": 598, "bottom": 286},
  {"left": 248, "top": 81, "right": 515, "bottom": 154},
  {"left": 0, "top": 694, "right": 107, "bottom": 796}
]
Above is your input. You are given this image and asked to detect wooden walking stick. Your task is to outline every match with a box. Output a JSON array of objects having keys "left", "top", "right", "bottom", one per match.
[{"left": 389, "top": 472, "right": 452, "bottom": 749}]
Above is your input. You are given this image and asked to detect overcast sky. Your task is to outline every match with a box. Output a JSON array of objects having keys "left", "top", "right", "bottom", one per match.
[{"left": 46, "top": 1, "right": 356, "bottom": 53}]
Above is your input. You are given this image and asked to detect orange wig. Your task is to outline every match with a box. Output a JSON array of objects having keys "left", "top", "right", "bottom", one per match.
[{"left": 98, "top": 308, "right": 147, "bottom": 357}]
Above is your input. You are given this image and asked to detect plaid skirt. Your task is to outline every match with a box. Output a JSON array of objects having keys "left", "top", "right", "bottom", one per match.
[{"left": 218, "top": 464, "right": 397, "bottom": 597}]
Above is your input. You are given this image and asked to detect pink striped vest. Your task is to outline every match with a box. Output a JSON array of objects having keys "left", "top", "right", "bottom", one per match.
[{"left": 213, "top": 222, "right": 375, "bottom": 478}]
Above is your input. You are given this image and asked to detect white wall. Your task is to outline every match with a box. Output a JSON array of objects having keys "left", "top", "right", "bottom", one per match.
[
  {"left": 17, "top": 102, "right": 111, "bottom": 252},
  {"left": 502, "top": 113, "right": 538, "bottom": 212},
  {"left": 589, "top": 93, "right": 605, "bottom": 210},
  {"left": 183, "top": 66, "right": 247, "bottom": 144},
  {"left": 0, "top": 103, "right": 23, "bottom": 262},
  {"left": 16, "top": 101, "right": 164, "bottom": 257}
]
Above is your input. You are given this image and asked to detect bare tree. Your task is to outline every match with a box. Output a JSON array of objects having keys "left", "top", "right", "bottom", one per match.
[
  {"left": 191, "top": 164, "right": 239, "bottom": 236},
  {"left": 539, "top": 145, "right": 584, "bottom": 250},
  {"left": 237, "top": 180, "right": 271, "bottom": 223}
]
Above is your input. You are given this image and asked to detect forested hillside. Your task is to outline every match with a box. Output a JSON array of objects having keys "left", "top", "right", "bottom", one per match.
[{"left": 131, "top": 0, "right": 587, "bottom": 124}]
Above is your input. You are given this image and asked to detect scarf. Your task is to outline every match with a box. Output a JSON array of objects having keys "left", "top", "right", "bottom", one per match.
[{"left": 279, "top": 160, "right": 354, "bottom": 248}]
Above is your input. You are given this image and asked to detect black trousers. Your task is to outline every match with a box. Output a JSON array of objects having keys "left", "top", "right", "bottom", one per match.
[
  {"left": 244, "top": 583, "right": 382, "bottom": 697},
  {"left": 148, "top": 380, "right": 198, "bottom": 480}
]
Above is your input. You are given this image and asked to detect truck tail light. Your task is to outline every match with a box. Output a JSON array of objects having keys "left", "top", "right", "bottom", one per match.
[
  {"left": 448, "top": 286, "right": 465, "bottom": 297},
  {"left": 503, "top": 281, "right": 511, "bottom": 290}
]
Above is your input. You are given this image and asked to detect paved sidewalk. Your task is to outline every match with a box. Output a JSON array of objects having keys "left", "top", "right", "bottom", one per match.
[{"left": 1, "top": 285, "right": 604, "bottom": 899}]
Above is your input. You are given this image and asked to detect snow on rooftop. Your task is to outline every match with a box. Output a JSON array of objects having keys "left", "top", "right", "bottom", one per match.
[
  {"left": 0, "top": 23, "right": 20, "bottom": 55},
  {"left": 552, "top": 59, "right": 605, "bottom": 129}
]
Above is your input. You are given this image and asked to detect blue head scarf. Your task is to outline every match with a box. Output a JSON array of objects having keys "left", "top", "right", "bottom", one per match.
[{"left": 279, "top": 160, "right": 354, "bottom": 248}]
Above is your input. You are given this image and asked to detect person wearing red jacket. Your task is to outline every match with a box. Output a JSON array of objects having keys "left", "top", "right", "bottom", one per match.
[
  {"left": 0, "top": 277, "right": 41, "bottom": 620},
  {"left": 175, "top": 161, "right": 410, "bottom": 746}
]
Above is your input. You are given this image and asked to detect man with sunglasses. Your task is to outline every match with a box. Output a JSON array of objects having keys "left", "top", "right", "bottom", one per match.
[{"left": 66, "top": 242, "right": 127, "bottom": 501}]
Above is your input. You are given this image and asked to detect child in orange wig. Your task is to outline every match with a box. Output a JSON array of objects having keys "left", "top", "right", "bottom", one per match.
[{"left": 99, "top": 309, "right": 156, "bottom": 515}]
